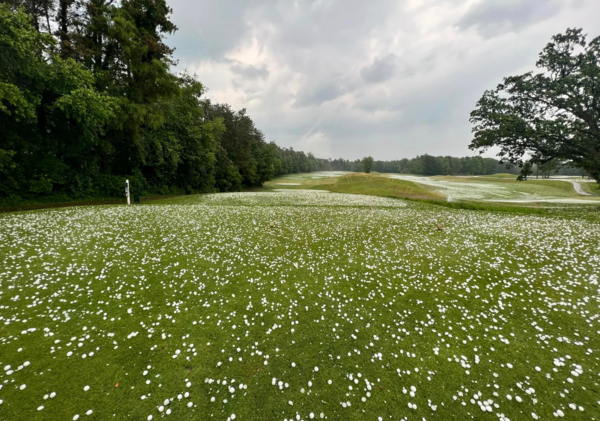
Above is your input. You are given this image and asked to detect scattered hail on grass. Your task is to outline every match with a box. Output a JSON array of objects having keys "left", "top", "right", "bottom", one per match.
[
  {"left": 384, "top": 174, "right": 600, "bottom": 204},
  {"left": 0, "top": 190, "right": 599, "bottom": 420}
]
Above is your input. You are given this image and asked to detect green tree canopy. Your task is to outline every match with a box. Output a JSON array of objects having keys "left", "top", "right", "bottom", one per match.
[
  {"left": 0, "top": 2, "right": 334, "bottom": 204},
  {"left": 469, "top": 28, "right": 600, "bottom": 183},
  {"left": 361, "top": 156, "right": 374, "bottom": 173}
]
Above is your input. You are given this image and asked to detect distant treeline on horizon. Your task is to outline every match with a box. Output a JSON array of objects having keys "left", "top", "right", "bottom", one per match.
[{"left": 315, "top": 155, "right": 586, "bottom": 177}]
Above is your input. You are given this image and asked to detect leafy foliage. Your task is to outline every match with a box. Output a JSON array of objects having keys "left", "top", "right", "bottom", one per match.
[
  {"left": 469, "top": 29, "right": 600, "bottom": 184},
  {"left": 0, "top": 2, "right": 329, "bottom": 203},
  {"left": 361, "top": 156, "right": 374, "bottom": 173}
]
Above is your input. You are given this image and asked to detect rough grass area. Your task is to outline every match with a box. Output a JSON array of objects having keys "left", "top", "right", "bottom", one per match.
[
  {"left": 1, "top": 190, "right": 599, "bottom": 421},
  {"left": 310, "top": 175, "right": 444, "bottom": 200}
]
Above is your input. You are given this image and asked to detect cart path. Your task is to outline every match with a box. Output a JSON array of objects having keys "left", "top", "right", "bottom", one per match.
[{"left": 569, "top": 181, "right": 591, "bottom": 196}]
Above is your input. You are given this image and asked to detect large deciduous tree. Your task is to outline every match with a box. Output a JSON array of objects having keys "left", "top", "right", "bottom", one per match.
[
  {"left": 361, "top": 156, "right": 374, "bottom": 173},
  {"left": 469, "top": 29, "right": 600, "bottom": 184}
]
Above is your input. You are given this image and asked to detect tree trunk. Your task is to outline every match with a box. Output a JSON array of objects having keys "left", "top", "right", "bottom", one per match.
[{"left": 57, "top": 0, "right": 71, "bottom": 58}]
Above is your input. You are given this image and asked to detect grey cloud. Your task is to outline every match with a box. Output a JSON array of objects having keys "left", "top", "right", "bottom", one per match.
[
  {"left": 293, "top": 80, "right": 346, "bottom": 108},
  {"left": 361, "top": 54, "right": 399, "bottom": 83},
  {"left": 456, "top": 0, "right": 568, "bottom": 38},
  {"left": 169, "top": 0, "right": 600, "bottom": 159},
  {"left": 229, "top": 61, "right": 270, "bottom": 80},
  {"left": 167, "top": 0, "right": 265, "bottom": 63}
]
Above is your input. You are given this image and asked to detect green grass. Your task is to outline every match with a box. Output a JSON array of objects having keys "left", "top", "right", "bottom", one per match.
[
  {"left": 1, "top": 190, "right": 599, "bottom": 420},
  {"left": 580, "top": 181, "right": 600, "bottom": 196},
  {"left": 309, "top": 174, "right": 444, "bottom": 200}
]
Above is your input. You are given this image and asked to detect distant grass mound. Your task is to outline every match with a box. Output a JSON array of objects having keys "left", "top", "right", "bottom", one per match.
[{"left": 311, "top": 174, "right": 443, "bottom": 200}]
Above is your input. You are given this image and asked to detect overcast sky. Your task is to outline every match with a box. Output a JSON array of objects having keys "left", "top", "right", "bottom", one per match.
[{"left": 167, "top": 0, "right": 600, "bottom": 160}]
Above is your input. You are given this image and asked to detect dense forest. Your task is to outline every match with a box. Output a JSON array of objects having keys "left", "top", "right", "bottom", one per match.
[{"left": 0, "top": 1, "right": 323, "bottom": 203}]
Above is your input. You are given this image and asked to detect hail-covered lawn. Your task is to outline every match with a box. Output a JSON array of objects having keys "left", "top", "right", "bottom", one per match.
[
  {"left": 1, "top": 190, "right": 599, "bottom": 421},
  {"left": 383, "top": 174, "right": 600, "bottom": 203}
]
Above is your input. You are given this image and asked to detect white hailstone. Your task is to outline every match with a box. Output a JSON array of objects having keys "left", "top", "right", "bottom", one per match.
[
  {"left": 20, "top": 384, "right": 26, "bottom": 390},
  {"left": 186, "top": 382, "right": 191, "bottom": 387},
  {"left": 187, "top": 402, "right": 193, "bottom": 408},
  {"left": 291, "top": 362, "right": 296, "bottom": 367},
  {"left": 516, "top": 396, "right": 523, "bottom": 403},
  {"left": 50, "top": 392, "right": 56, "bottom": 398},
  {"left": 231, "top": 415, "right": 236, "bottom": 420},
  {"left": 44, "top": 395, "right": 49, "bottom": 400},
  {"left": 210, "top": 397, "right": 215, "bottom": 402},
  {"left": 184, "top": 392, "right": 189, "bottom": 398},
  {"left": 320, "top": 414, "right": 325, "bottom": 419},
  {"left": 535, "top": 366, "right": 541, "bottom": 372},
  {"left": 23, "top": 361, "right": 30, "bottom": 367},
  {"left": 84, "top": 386, "right": 90, "bottom": 391},
  {"left": 86, "top": 410, "right": 93, "bottom": 416},
  {"left": 328, "top": 380, "right": 332, "bottom": 385},
  {"left": 309, "top": 413, "right": 315, "bottom": 419},
  {"left": 507, "top": 363, "right": 513, "bottom": 368},
  {"left": 37, "top": 406, "right": 44, "bottom": 411},
  {"left": 67, "top": 352, "right": 73, "bottom": 357},
  {"left": 177, "top": 394, "right": 182, "bottom": 400},
  {"left": 73, "top": 416, "right": 79, "bottom": 421},
  {"left": 158, "top": 406, "right": 164, "bottom": 412},
  {"left": 308, "top": 381, "right": 313, "bottom": 387},
  {"left": 568, "top": 404, "right": 576, "bottom": 410},
  {"left": 555, "top": 409, "right": 565, "bottom": 417},
  {"left": 532, "top": 413, "right": 539, "bottom": 420},
  {"left": 166, "top": 409, "right": 171, "bottom": 415},
  {"left": 314, "top": 366, "right": 319, "bottom": 372},
  {"left": 143, "top": 370, "right": 148, "bottom": 376},
  {"left": 164, "top": 399, "right": 169, "bottom": 406},
  {"left": 147, "top": 416, "right": 153, "bottom": 420}
]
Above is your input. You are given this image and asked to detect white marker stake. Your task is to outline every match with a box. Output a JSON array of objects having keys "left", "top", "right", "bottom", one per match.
[{"left": 125, "top": 179, "right": 130, "bottom": 205}]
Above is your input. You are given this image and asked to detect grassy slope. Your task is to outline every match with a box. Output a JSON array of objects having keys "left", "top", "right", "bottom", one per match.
[
  {"left": 303, "top": 174, "right": 600, "bottom": 218},
  {"left": 310, "top": 175, "right": 444, "bottom": 200}
]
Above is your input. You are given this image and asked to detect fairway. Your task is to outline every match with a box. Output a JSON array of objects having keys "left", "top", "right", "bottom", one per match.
[{"left": 1, "top": 190, "right": 599, "bottom": 420}]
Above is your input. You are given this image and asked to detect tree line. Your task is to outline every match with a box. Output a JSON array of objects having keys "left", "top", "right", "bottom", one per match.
[
  {"left": 0, "top": 1, "right": 323, "bottom": 203},
  {"left": 320, "top": 155, "right": 518, "bottom": 176}
]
